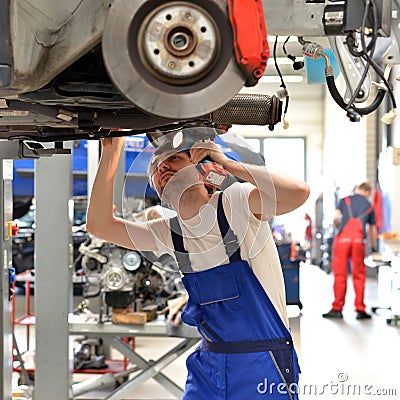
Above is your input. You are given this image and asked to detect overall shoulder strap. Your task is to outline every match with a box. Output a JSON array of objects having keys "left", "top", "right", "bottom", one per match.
[
  {"left": 356, "top": 206, "right": 373, "bottom": 221},
  {"left": 217, "top": 192, "right": 242, "bottom": 263},
  {"left": 170, "top": 217, "right": 193, "bottom": 274},
  {"left": 344, "top": 196, "right": 353, "bottom": 218},
  {"left": 346, "top": 196, "right": 373, "bottom": 220},
  {"left": 170, "top": 192, "right": 242, "bottom": 272}
]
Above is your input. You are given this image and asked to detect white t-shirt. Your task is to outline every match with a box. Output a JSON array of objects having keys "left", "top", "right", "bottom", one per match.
[{"left": 146, "top": 182, "right": 289, "bottom": 327}]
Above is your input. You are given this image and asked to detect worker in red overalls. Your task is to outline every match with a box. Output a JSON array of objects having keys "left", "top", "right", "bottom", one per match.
[{"left": 323, "top": 182, "right": 377, "bottom": 320}]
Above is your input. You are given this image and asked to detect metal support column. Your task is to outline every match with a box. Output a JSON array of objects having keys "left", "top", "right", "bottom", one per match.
[
  {"left": 34, "top": 143, "right": 73, "bottom": 399},
  {"left": 0, "top": 140, "right": 44, "bottom": 400},
  {"left": 0, "top": 153, "right": 14, "bottom": 400}
]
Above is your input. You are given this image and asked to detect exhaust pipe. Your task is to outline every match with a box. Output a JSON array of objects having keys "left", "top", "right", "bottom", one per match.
[{"left": 211, "top": 93, "right": 282, "bottom": 130}]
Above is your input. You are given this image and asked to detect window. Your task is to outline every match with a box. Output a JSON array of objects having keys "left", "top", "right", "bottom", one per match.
[{"left": 262, "top": 137, "right": 306, "bottom": 180}]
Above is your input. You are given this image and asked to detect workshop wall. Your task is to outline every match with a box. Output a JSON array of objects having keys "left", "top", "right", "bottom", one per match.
[
  {"left": 392, "top": 67, "right": 400, "bottom": 232},
  {"left": 323, "top": 76, "right": 369, "bottom": 222},
  {"left": 380, "top": 66, "right": 400, "bottom": 233},
  {"left": 232, "top": 75, "right": 386, "bottom": 231},
  {"left": 232, "top": 81, "right": 325, "bottom": 218}
]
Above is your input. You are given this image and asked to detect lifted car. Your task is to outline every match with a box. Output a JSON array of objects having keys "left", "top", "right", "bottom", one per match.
[
  {"left": 0, "top": 0, "right": 398, "bottom": 144},
  {"left": 0, "top": 0, "right": 277, "bottom": 142}
]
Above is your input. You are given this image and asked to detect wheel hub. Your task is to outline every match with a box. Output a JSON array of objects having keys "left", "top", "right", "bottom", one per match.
[{"left": 140, "top": 3, "right": 218, "bottom": 83}]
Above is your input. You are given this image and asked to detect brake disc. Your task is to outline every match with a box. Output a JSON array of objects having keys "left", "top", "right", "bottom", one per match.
[{"left": 102, "top": 0, "right": 245, "bottom": 119}]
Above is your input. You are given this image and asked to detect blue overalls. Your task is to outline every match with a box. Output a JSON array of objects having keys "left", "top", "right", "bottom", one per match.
[{"left": 170, "top": 192, "right": 300, "bottom": 400}]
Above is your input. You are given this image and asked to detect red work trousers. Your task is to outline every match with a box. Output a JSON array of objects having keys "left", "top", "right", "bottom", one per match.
[{"left": 331, "top": 237, "right": 366, "bottom": 312}]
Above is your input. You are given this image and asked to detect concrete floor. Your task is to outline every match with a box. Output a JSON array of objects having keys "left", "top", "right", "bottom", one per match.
[{"left": 12, "top": 263, "right": 400, "bottom": 399}]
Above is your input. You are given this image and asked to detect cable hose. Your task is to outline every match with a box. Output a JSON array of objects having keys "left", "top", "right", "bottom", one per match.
[
  {"left": 343, "top": 45, "right": 396, "bottom": 110},
  {"left": 326, "top": 76, "right": 386, "bottom": 116}
]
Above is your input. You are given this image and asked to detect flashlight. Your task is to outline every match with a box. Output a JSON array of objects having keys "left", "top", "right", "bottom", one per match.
[{"left": 196, "top": 159, "right": 227, "bottom": 188}]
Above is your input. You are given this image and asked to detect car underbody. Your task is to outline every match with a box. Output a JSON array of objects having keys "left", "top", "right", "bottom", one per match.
[{"left": 0, "top": 0, "right": 398, "bottom": 144}]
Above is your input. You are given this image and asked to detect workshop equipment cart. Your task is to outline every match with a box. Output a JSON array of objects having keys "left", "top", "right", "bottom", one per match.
[{"left": 277, "top": 243, "right": 303, "bottom": 310}]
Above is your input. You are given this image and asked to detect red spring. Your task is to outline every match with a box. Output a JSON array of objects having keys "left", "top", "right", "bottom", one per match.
[{"left": 228, "top": 0, "right": 269, "bottom": 87}]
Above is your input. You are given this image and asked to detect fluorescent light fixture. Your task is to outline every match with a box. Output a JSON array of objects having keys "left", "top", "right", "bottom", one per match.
[
  {"left": 258, "top": 75, "right": 304, "bottom": 83},
  {"left": 268, "top": 36, "right": 299, "bottom": 43},
  {"left": 272, "top": 57, "right": 304, "bottom": 65}
]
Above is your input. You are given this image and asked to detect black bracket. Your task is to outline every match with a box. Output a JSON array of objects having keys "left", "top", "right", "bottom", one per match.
[{"left": 18, "top": 140, "right": 71, "bottom": 159}]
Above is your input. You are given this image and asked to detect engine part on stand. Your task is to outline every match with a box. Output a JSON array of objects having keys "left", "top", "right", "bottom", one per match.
[
  {"left": 73, "top": 338, "right": 108, "bottom": 371},
  {"left": 79, "top": 233, "right": 183, "bottom": 316}
]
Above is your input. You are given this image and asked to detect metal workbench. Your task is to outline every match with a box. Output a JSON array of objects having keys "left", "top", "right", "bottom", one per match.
[{"left": 69, "top": 315, "right": 200, "bottom": 400}]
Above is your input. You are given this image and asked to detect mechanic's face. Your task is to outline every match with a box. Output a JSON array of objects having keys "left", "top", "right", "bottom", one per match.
[{"left": 150, "top": 151, "right": 201, "bottom": 201}]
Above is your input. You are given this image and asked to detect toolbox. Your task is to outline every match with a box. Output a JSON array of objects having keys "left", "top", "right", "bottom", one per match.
[{"left": 277, "top": 243, "right": 303, "bottom": 310}]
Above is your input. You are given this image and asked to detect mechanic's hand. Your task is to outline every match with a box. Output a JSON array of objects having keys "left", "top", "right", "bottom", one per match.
[
  {"left": 167, "top": 295, "right": 188, "bottom": 326},
  {"left": 190, "top": 140, "right": 230, "bottom": 167},
  {"left": 100, "top": 136, "right": 125, "bottom": 155},
  {"left": 169, "top": 311, "right": 183, "bottom": 326}
]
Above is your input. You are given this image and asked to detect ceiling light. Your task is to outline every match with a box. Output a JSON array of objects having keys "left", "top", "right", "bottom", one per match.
[
  {"left": 268, "top": 36, "right": 299, "bottom": 43},
  {"left": 271, "top": 57, "right": 304, "bottom": 65},
  {"left": 258, "top": 75, "right": 304, "bottom": 84}
]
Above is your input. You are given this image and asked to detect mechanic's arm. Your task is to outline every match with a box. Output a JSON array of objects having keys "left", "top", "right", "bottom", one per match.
[
  {"left": 190, "top": 141, "right": 310, "bottom": 217},
  {"left": 86, "top": 137, "right": 157, "bottom": 251},
  {"left": 368, "top": 224, "right": 378, "bottom": 251},
  {"left": 333, "top": 209, "right": 342, "bottom": 229}
]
